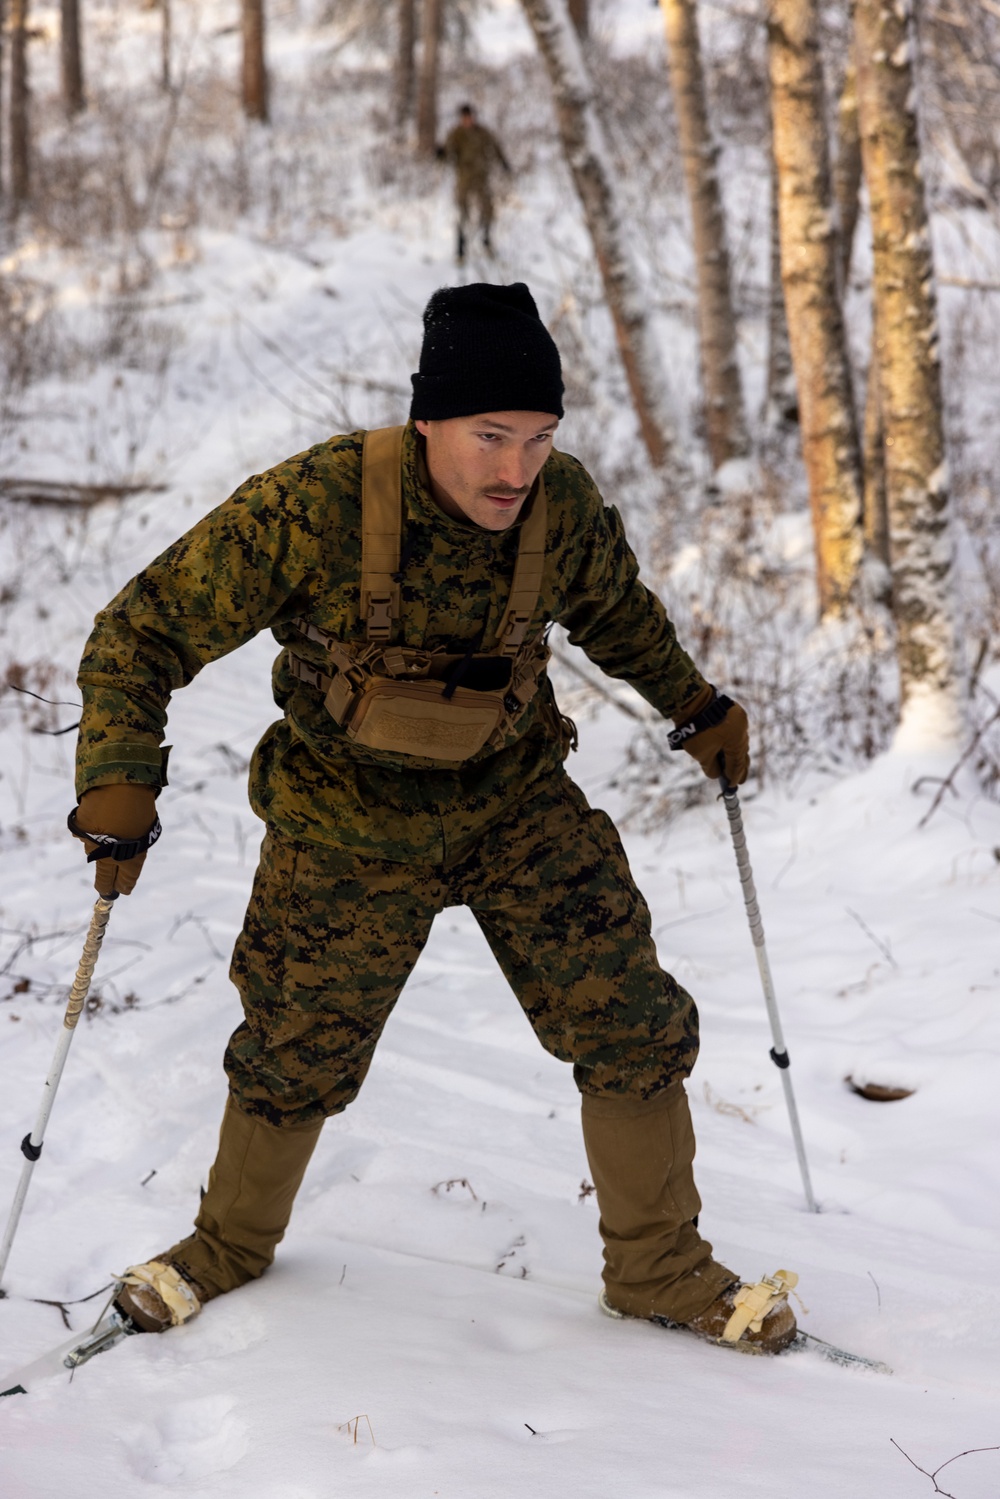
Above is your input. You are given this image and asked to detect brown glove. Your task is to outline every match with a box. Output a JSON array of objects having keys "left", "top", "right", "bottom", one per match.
[
  {"left": 69, "top": 784, "right": 161, "bottom": 896},
  {"left": 670, "top": 684, "right": 750, "bottom": 786}
]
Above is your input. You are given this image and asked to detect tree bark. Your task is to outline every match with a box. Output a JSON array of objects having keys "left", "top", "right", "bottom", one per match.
[
  {"left": 416, "top": 0, "right": 443, "bottom": 156},
  {"left": 521, "top": 0, "right": 677, "bottom": 469},
  {"left": 162, "top": 0, "right": 172, "bottom": 93},
  {"left": 832, "top": 58, "right": 861, "bottom": 296},
  {"left": 862, "top": 322, "right": 889, "bottom": 575},
  {"left": 0, "top": 0, "right": 6, "bottom": 197},
  {"left": 60, "top": 0, "right": 85, "bottom": 116},
  {"left": 567, "top": 0, "right": 588, "bottom": 39},
  {"left": 854, "top": 0, "right": 961, "bottom": 728},
  {"left": 395, "top": 0, "right": 416, "bottom": 133},
  {"left": 659, "top": 0, "right": 748, "bottom": 469},
  {"left": 242, "top": 0, "right": 269, "bottom": 123},
  {"left": 10, "top": 0, "right": 30, "bottom": 206},
  {"left": 768, "top": 0, "right": 863, "bottom": 617},
  {"left": 765, "top": 89, "right": 798, "bottom": 428}
]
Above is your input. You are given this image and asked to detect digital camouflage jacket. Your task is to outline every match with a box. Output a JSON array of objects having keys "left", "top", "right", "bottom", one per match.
[
  {"left": 443, "top": 123, "right": 509, "bottom": 185},
  {"left": 76, "top": 423, "right": 706, "bottom": 863}
]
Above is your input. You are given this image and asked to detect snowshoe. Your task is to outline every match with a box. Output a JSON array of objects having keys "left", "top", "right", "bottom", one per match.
[
  {"left": 113, "top": 1260, "right": 204, "bottom": 1334},
  {"left": 600, "top": 1269, "right": 798, "bottom": 1355}
]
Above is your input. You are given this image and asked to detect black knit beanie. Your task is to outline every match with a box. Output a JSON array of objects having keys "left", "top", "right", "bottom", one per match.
[{"left": 410, "top": 282, "right": 564, "bottom": 421}]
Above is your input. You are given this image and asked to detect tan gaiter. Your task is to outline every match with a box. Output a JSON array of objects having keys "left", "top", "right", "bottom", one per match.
[
  {"left": 168, "top": 1096, "right": 323, "bottom": 1298},
  {"left": 581, "top": 1081, "right": 737, "bottom": 1324}
]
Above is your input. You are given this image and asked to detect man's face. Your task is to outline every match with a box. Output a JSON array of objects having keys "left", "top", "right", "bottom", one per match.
[
  {"left": 416, "top": 411, "right": 559, "bottom": 532},
  {"left": 460, "top": 109, "right": 476, "bottom": 128}
]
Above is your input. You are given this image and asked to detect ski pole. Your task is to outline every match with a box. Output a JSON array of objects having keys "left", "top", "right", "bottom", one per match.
[
  {"left": 719, "top": 779, "right": 818, "bottom": 1213},
  {"left": 0, "top": 891, "right": 119, "bottom": 1294}
]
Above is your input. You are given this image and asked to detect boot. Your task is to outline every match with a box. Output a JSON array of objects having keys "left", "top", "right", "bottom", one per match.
[
  {"left": 115, "top": 1096, "right": 323, "bottom": 1332},
  {"left": 599, "top": 1272, "right": 798, "bottom": 1355},
  {"left": 581, "top": 1081, "right": 737, "bottom": 1325}
]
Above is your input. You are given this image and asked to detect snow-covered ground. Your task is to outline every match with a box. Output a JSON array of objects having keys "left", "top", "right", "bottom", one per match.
[{"left": 2, "top": 1, "right": 1000, "bottom": 1494}]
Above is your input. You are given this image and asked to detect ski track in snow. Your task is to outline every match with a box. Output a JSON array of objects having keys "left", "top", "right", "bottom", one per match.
[{"left": 2, "top": 0, "right": 1000, "bottom": 1494}]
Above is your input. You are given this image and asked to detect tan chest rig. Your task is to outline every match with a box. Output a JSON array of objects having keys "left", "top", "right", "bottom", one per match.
[{"left": 286, "top": 425, "right": 550, "bottom": 764}]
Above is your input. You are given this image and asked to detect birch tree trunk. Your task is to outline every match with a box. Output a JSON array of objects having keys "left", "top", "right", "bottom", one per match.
[
  {"left": 768, "top": 0, "right": 863, "bottom": 617},
  {"left": 765, "top": 137, "right": 797, "bottom": 428},
  {"left": 416, "top": 0, "right": 443, "bottom": 156},
  {"left": 521, "top": 0, "right": 677, "bottom": 469},
  {"left": 242, "top": 0, "right": 269, "bottom": 123},
  {"left": 162, "top": 0, "right": 172, "bottom": 92},
  {"left": 0, "top": 0, "right": 5, "bottom": 196},
  {"left": 395, "top": 0, "right": 416, "bottom": 133},
  {"left": 854, "top": 0, "right": 961, "bottom": 731},
  {"left": 10, "top": 0, "right": 30, "bottom": 206},
  {"left": 862, "top": 322, "right": 889, "bottom": 574},
  {"left": 60, "top": 0, "right": 85, "bottom": 116},
  {"left": 659, "top": 0, "right": 748, "bottom": 469},
  {"left": 832, "top": 59, "right": 861, "bottom": 294}
]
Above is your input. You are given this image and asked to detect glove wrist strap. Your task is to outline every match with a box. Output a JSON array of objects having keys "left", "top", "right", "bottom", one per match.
[
  {"left": 667, "top": 687, "right": 734, "bottom": 751},
  {"left": 67, "top": 808, "right": 162, "bottom": 864}
]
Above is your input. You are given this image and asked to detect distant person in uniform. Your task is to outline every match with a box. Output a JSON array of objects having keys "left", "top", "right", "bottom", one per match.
[{"left": 439, "top": 104, "right": 511, "bottom": 264}]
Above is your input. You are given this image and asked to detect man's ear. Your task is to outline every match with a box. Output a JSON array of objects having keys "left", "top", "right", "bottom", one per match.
[{"left": 414, "top": 419, "right": 431, "bottom": 438}]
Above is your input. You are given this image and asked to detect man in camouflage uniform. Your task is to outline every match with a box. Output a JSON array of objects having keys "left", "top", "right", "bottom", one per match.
[
  {"left": 71, "top": 283, "right": 797, "bottom": 1354},
  {"left": 440, "top": 104, "right": 510, "bottom": 264}
]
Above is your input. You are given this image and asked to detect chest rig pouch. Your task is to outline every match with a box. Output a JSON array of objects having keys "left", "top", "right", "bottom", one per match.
[{"left": 287, "top": 426, "right": 550, "bottom": 764}]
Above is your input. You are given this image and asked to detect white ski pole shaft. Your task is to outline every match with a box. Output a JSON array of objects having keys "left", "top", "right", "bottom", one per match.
[
  {"left": 0, "top": 892, "right": 118, "bottom": 1293},
  {"left": 719, "top": 782, "right": 818, "bottom": 1213}
]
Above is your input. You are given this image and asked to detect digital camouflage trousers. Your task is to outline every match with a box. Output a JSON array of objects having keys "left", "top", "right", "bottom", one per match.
[
  {"left": 225, "top": 770, "right": 699, "bottom": 1127},
  {"left": 456, "top": 175, "right": 495, "bottom": 235}
]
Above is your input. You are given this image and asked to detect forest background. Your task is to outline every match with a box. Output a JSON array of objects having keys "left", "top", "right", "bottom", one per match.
[{"left": 0, "top": 1, "right": 999, "bottom": 1496}]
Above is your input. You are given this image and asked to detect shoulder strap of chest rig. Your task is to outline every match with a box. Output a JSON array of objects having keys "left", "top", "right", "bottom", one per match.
[{"left": 360, "top": 425, "right": 547, "bottom": 652}]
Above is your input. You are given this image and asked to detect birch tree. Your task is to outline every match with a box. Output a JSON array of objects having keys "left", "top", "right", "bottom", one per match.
[
  {"left": 242, "top": 0, "right": 268, "bottom": 123},
  {"left": 10, "top": 0, "right": 30, "bottom": 206},
  {"left": 60, "top": 0, "right": 85, "bottom": 116},
  {"left": 521, "top": 0, "right": 677, "bottom": 469},
  {"left": 395, "top": 0, "right": 416, "bottom": 134},
  {"left": 862, "top": 317, "right": 889, "bottom": 573},
  {"left": 832, "top": 60, "right": 861, "bottom": 294},
  {"left": 416, "top": 0, "right": 443, "bottom": 156},
  {"left": 854, "top": 0, "right": 961, "bottom": 731},
  {"left": 764, "top": 138, "right": 797, "bottom": 429},
  {"left": 763, "top": 73, "right": 796, "bottom": 430},
  {"left": 659, "top": 0, "right": 748, "bottom": 469},
  {"left": 0, "top": 0, "right": 5, "bottom": 194},
  {"left": 834, "top": 56, "right": 887, "bottom": 575},
  {"left": 768, "top": 0, "right": 863, "bottom": 616},
  {"left": 161, "top": 0, "right": 172, "bottom": 93}
]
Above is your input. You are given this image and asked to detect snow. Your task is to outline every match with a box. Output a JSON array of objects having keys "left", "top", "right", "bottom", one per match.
[
  {"left": 892, "top": 679, "right": 964, "bottom": 755},
  {"left": 2, "top": 1, "right": 1000, "bottom": 1495}
]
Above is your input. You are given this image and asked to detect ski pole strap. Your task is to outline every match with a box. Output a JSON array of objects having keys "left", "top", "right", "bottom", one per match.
[
  {"left": 721, "top": 1270, "right": 798, "bottom": 1344},
  {"left": 67, "top": 809, "right": 162, "bottom": 864},
  {"left": 667, "top": 689, "right": 734, "bottom": 751}
]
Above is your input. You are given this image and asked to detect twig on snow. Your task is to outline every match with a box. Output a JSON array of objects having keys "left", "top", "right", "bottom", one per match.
[
  {"left": 846, "top": 907, "right": 897, "bottom": 968},
  {"left": 917, "top": 704, "right": 1000, "bottom": 830},
  {"left": 890, "top": 1438, "right": 1000, "bottom": 1498}
]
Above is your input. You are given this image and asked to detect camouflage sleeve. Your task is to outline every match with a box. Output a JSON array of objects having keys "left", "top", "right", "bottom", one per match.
[
  {"left": 556, "top": 488, "right": 707, "bottom": 722},
  {"left": 74, "top": 443, "right": 353, "bottom": 798}
]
